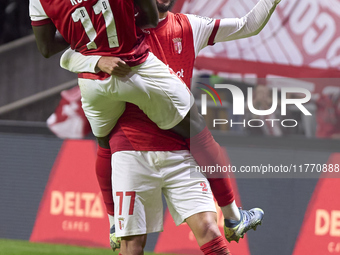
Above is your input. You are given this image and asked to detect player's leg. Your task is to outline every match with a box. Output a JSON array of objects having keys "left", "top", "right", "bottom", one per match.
[
  {"left": 185, "top": 211, "right": 220, "bottom": 246},
  {"left": 160, "top": 150, "right": 231, "bottom": 254},
  {"left": 171, "top": 105, "right": 239, "bottom": 217},
  {"left": 95, "top": 145, "right": 121, "bottom": 250},
  {"left": 187, "top": 124, "right": 264, "bottom": 242},
  {"left": 186, "top": 212, "right": 231, "bottom": 255},
  {"left": 96, "top": 146, "right": 114, "bottom": 216},
  {"left": 184, "top": 119, "right": 264, "bottom": 242},
  {"left": 171, "top": 102, "right": 264, "bottom": 242},
  {"left": 119, "top": 234, "right": 147, "bottom": 255},
  {"left": 78, "top": 77, "right": 126, "bottom": 140},
  {"left": 161, "top": 149, "right": 263, "bottom": 244},
  {"left": 78, "top": 76, "right": 120, "bottom": 249},
  {"left": 111, "top": 151, "right": 164, "bottom": 253}
]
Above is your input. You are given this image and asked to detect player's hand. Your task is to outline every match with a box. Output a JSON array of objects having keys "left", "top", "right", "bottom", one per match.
[{"left": 97, "top": 57, "right": 131, "bottom": 77}]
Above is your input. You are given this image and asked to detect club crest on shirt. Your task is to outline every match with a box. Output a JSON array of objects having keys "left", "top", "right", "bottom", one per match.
[
  {"left": 118, "top": 217, "right": 125, "bottom": 230},
  {"left": 173, "top": 38, "right": 182, "bottom": 54}
]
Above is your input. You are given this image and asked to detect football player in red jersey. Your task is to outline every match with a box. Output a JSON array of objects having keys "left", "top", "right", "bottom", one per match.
[{"left": 58, "top": 0, "right": 280, "bottom": 253}]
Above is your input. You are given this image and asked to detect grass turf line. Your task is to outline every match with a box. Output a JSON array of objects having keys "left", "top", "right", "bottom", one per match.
[{"left": 0, "top": 239, "right": 162, "bottom": 255}]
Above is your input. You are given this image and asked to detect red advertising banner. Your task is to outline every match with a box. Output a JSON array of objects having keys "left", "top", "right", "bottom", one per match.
[
  {"left": 292, "top": 153, "right": 340, "bottom": 254},
  {"left": 30, "top": 140, "right": 110, "bottom": 248}
]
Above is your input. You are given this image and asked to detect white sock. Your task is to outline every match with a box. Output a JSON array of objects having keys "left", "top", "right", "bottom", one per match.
[{"left": 220, "top": 200, "right": 241, "bottom": 221}]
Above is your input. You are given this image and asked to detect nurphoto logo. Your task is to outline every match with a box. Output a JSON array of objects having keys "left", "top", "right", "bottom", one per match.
[{"left": 200, "top": 84, "right": 312, "bottom": 128}]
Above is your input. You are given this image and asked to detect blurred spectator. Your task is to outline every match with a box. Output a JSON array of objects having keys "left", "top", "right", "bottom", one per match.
[
  {"left": 316, "top": 92, "right": 340, "bottom": 139},
  {"left": 0, "top": 0, "right": 32, "bottom": 44}
]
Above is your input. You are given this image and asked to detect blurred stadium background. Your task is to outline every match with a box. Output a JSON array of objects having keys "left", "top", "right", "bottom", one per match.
[{"left": 1, "top": 0, "right": 340, "bottom": 254}]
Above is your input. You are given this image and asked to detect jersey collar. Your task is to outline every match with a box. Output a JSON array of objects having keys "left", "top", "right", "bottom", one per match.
[{"left": 155, "top": 12, "right": 171, "bottom": 30}]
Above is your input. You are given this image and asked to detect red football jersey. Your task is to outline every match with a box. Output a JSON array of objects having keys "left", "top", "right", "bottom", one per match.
[
  {"left": 109, "top": 12, "right": 219, "bottom": 153},
  {"left": 30, "top": 0, "right": 149, "bottom": 68}
]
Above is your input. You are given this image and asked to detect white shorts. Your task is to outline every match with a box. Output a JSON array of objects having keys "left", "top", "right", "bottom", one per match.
[
  {"left": 78, "top": 53, "right": 194, "bottom": 137},
  {"left": 111, "top": 150, "right": 216, "bottom": 237}
]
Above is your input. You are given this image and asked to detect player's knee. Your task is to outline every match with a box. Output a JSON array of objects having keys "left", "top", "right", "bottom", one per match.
[
  {"left": 187, "top": 212, "right": 221, "bottom": 246},
  {"left": 120, "top": 235, "right": 146, "bottom": 255},
  {"left": 198, "top": 218, "right": 221, "bottom": 241}
]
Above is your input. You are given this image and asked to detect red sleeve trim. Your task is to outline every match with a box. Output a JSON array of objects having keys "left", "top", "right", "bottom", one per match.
[
  {"left": 208, "top": 19, "right": 220, "bottom": 46},
  {"left": 78, "top": 72, "right": 110, "bottom": 80},
  {"left": 31, "top": 19, "right": 52, "bottom": 26}
]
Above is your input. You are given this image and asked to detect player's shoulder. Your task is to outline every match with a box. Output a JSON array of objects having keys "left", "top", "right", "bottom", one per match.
[
  {"left": 168, "top": 12, "right": 191, "bottom": 27},
  {"left": 172, "top": 12, "right": 186, "bottom": 18},
  {"left": 182, "top": 13, "right": 215, "bottom": 30},
  {"left": 184, "top": 14, "right": 214, "bottom": 23},
  {"left": 171, "top": 12, "right": 187, "bottom": 21}
]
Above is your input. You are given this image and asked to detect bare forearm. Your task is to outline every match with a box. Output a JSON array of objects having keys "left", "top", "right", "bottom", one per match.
[
  {"left": 33, "top": 24, "right": 69, "bottom": 58},
  {"left": 48, "top": 31, "right": 70, "bottom": 56}
]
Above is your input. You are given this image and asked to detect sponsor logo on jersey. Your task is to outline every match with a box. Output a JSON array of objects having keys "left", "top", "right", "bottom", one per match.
[{"left": 173, "top": 38, "right": 182, "bottom": 54}]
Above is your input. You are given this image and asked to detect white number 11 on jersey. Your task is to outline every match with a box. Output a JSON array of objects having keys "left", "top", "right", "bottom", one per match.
[{"left": 71, "top": 0, "right": 119, "bottom": 50}]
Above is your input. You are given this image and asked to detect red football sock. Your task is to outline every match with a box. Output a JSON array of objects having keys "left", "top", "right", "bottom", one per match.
[
  {"left": 186, "top": 127, "right": 234, "bottom": 207},
  {"left": 96, "top": 145, "right": 114, "bottom": 216},
  {"left": 200, "top": 236, "right": 231, "bottom": 255}
]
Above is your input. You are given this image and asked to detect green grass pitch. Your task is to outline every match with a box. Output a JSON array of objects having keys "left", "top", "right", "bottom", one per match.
[{"left": 0, "top": 239, "right": 168, "bottom": 255}]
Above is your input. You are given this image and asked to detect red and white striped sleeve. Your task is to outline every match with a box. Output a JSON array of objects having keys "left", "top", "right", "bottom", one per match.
[
  {"left": 213, "top": 0, "right": 278, "bottom": 43},
  {"left": 185, "top": 14, "right": 220, "bottom": 57},
  {"left": 186, "top": 0, "right": 278, "bottom": 55},
  {"left": 29, "top": 0, "right": 52, "bottom": 26}
]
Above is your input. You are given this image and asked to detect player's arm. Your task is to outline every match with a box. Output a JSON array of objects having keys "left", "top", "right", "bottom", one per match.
[
  {"left": 60, "top": 48, "right": 131, "bottom": 77},
  {"left": 134, "top": 0, "right": 158, "bottom": 29},
  {"left": 187, "top": 0, "right": 280, "bottom": 56},
  {"left": 32, "top": 23, "right": 69, "bottom": 58},
  {"left": 214, "top": 0, "right": 280, "bottom": 42},
  {"left": 30, "top": 0, "right": 69, "bottom": 58}
]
